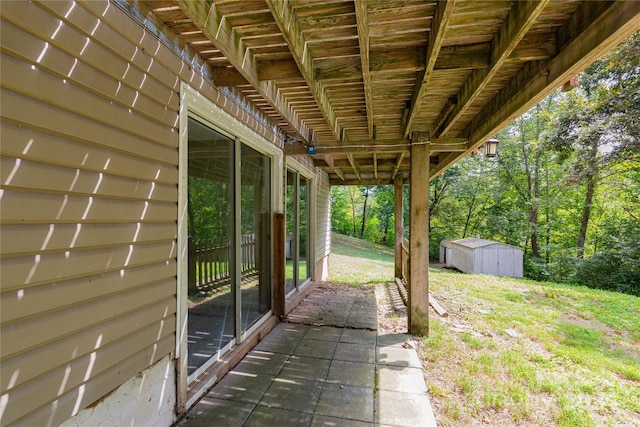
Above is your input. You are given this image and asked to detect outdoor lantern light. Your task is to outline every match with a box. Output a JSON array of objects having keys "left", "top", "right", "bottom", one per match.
[{"left": 484, "top": 138, "right": 499, "bottom": 158}]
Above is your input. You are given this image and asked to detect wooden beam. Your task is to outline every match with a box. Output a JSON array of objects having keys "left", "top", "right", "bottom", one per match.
[
  {"left": 391, "top": 152, "right": 405, "bottom": 180},
  {"left": 212, "top": 67, "right": 249, "bottom": 87},
  {"left": 314, "top": 56, "right": 361, "bottom": 82},
  {"left": 434, "top": 0, "right": 551, "bottom": 137},
  {"left": 330, "top": 175, "right": 407, "bottom": 186},
  {"left": 284, "top": 137, "right": 465, "bottom": 155},
  {"left": 373, "top": 153, "right": 378, "bottom": 179},
  {"left": 266, "top": 0, "right": 343, "bottom": 141},
  {"left": 432, "top": 0, "right": 640, "bottom": 178},
  {"left": 355, "top": 0, "right": 374, "bottom": 138},
  {"left": 370, "top": 45, "right": 489, "bottom": 76},
  {"left": 347, "top": 154, "right": 361, "bottom": 180},
  {"left": 257, "top": 59, "right": 302, "bottom": 81},
  {"left": 334, "top": 167, "right": 345, "bottom": 181},
  {"left": 403, "top": 0, "right": 456, "bottom": 138},
  {"left": 394, "top": 175, "right": 404, "bottom": 278},
  {"left": 409, "top": 141, "right": 430, "bottom": 335},
  {"left": 176, "top": 1, "right": 312, "bottom": 143}
]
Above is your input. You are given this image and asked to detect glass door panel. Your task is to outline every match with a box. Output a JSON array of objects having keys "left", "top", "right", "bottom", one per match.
[
  {"left": 187, "top": 117, "right": 234, "bottom": 376},
  {"left": 285, "top": 170, "right": 296, "bottom": 294},
  {"left": 240, "top": 143, "right": 272, "bottom": 333},
  {"left": 298, "top": 176, "right": 310, "bottom": 284}
]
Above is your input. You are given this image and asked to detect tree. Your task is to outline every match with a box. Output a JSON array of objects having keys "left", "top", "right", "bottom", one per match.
[{"left": 546, "top": 30, "right": 640, "bottom": 258}]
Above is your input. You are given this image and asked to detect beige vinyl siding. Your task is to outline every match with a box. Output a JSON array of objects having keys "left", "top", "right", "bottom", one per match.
[
  {"left": 315, "top": 170, "right": 332, "bottom": 261},
  {"left": 0, "top": 1, "right": 278, "bottom": 426}
]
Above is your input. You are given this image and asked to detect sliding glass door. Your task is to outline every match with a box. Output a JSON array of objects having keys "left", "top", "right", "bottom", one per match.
[
  {"left": 285, "top": 168, "right": 311, "bottom": 294},
  {"left": 185, "top": 117, "right": 272, "bottom": 379}
]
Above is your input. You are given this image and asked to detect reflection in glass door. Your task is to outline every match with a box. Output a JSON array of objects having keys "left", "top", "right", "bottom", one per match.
[
  {"left": 285, "top": 169, "right": 310, "bottom": 294},
  {"left": 186, "top": 117, "right": 234, "bottom": 377},
  {"left": 185, "top": 117, "right": 274, "bottom": 379},
  {"left": 240, "top": 144, "right": 272, "bottom": 333},
  {"left": 298, "top": 176, "right": 310, "bottom": 285}
]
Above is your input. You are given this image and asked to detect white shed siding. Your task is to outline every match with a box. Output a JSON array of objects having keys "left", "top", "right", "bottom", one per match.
[
  {"left": 447, "top": 238, "right": 523, "bottom": 278},
  {"left": 0, "top": 1, "right": 285, "bottom": 426}
]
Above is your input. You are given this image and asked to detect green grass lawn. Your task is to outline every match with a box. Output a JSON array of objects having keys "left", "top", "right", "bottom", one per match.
[
  {"left": 329, "top": 232, "right": 395, "bottom": 285},
  {"left": 329, "top": 232, "right": 640, "bottom": 426}
]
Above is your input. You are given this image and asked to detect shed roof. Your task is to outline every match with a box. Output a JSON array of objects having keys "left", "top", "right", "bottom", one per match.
[
  {"left": 449, "top": 238, "right": 522, "bottom": 251},
  {"left": 129, "top": 1, "right": 640, "bottom": 185}
]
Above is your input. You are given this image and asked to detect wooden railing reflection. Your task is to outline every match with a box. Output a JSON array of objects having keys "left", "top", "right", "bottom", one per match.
[{"left": 188, "top": 235, "right": 256, "bottom": 295}]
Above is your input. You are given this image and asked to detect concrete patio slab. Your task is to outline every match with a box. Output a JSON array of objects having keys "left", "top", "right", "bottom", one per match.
[
  {"left": 314, "top": 384, "right": 374, "bottom": 423},
  {"left": 279, "top": 355, "right": 331, "bottom": 382},
  {"left": 178, "top": 397, "right": 254, "bottom": 427},
  {"left": 340, "top": 328, "right": 377, "bottom": 345},
  {"left": 254, "top": 335, "right": 302, "bottom": 354},
  {"left": 376, "top": 345, "right": 422, "bottom": 368},
  {"left": 376, "top": 389, "right": 437, "bottom": 427},
  {"left": 293, "top": 338, "right": 338, "bottom": 359},
  {"left": 180, "top": 284, "right": 436, "bottom": 427},
  {"left": 310, "top": 415, "right": 373, "bottom": 427},
  {"left": 377, "top": 366, "right": 428, "bottom": 393},
  {"left": 304, "top": 326, "right": 342, "bottom": 342},
  {"left": 376, "top": 333, "right": 413, "bottom": 348},
  {"left": 326, "top": 360, "right": 375, "bottom": 388},
  {"left": 244, "top": 406, "right": 313, "bottom": 426},
  {"left": 207, "top": 371, "right": 274, "bottom": 404},
  {"left": 233, "top": 350, "right": 289, "bottom": 376},
  {"left": 333, "top": 342, "right": 375, "bottom": 364},
  {"left": 259, "top": 377, "right": 323, "bottom": 413}
]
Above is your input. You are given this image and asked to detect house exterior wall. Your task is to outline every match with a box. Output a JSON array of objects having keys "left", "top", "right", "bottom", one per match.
[
  {"left": 0, "top": 2, "right": 312, "bottom": 426},
  {"left": 315, "top": 170, "right": 331, "bottom": 282}
]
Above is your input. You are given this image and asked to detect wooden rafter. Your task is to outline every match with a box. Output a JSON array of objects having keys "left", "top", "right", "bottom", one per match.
[
  {"left": 354, "top": 0, "right": 374, "bottom": 138},
  {"left": 434, "top": 0, "right": 551, "bottom": 137},
  {"left": 175, "top": 0, "right": 312, "bottom": 143},
  {"left": 347, "top": 154, "right": 361, "bottom": 180},
  {"left": 403, "top": 0, "right": 456, "bottom": 138},
  {"left": 266, "top": 0, "right": 343, "bottom": 142},
  {"left": 391, "top": 152, "right": 406, "bottom": 180},
  {"left": 431, "top": 0, "right": 640, "bottom": 178}
]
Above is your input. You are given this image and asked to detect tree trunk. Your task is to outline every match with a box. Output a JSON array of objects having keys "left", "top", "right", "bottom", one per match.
[
  {"left": 462, "top": 194, "right": 476, "bottom": 238},
  {"left": 359, "top": 187, "right": 369, "bottom": 239},
  {"left": 350, "top": 187, "right": 357, "bottom": 236},
  {"left": 577, "top": 177, "right": 596, "bottom": 258}
]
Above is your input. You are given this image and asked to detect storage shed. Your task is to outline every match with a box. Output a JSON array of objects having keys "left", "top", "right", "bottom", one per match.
[{"left": 444, "top": 238, "right": 524, "bottom": 278}]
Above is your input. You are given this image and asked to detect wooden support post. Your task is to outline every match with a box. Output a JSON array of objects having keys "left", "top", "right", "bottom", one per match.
[
  {"left": 394, "top": 175, "right": 404, "bottom": 278},
  {"left": 409, "top": 142, "right": 430, "bottom": 335},
  {"left": 273, "top": 213, "right": 286, "bottom": 317}
]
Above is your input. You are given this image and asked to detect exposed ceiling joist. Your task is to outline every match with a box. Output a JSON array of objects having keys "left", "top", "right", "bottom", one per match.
[
  {"left": 266, "top": 0, "right": 343, "bottom": 142},
  {"left": 403, "top": 0, "right": 456, "bottom": 138},
  {"left": 347, "top": 154, "right": 361, "bottom": 180},
  {"left": 355, "top": 0, "right": 374, "bottom": 138},
  {"left": 175, "top": 0, "right": 313, "bottom": 143},
  {"left": 432, "top": 0, "right": 640, "bottom": 179},
  {"left": 434, "top": 0, "right": 551, "bottom": 137}
]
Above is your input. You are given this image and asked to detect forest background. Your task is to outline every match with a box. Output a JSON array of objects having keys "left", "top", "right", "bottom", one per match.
[{"left": 330, "top": 31, "right": 639, "bottom": 296}]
